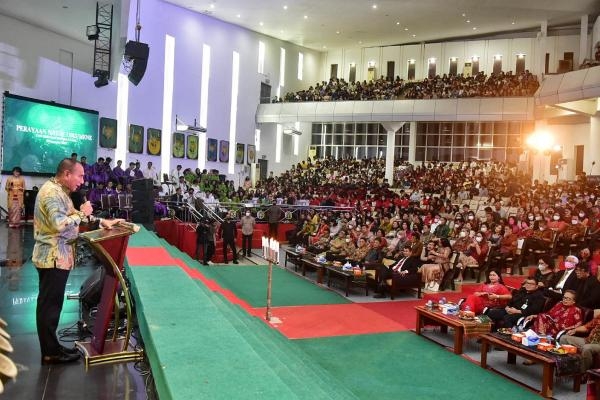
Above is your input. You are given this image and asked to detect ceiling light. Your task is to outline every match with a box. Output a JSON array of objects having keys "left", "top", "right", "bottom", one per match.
[
  {"left": 466, "top": 20, "right": 470, "bottom": 23},
  {"left": 259, "top": 22, "right": 263, "bottom": 26},
  {"left": 372, "top": 4, "right": 377, "bottom": 9},
  {"left": 303, "top": 15, "right": 308, "bottom": 19},
  {"left": 323, "top": 45, "right": 327, "bottom": 49},
  {"left": 472, "top": 27, "right": 477, "bottom": 30},
  {"left": 209, "top": 3, "right": 215, "bottom": 9},
  {"left": 404, "top": 27, "right": 408, "bottom": 31},
  {"left": 358, "top": 41, "right": 362, "bottom": 44},
  {"left": 236, "top": 14, "right": 241, "bottom": 18},
  {"left": 396, "top": 22, "right": 400, "bottom": 25},
  {"left": 283, "top": 5, "right": 288, "bottom": 10},
  {"left": 336, "top": 30, "right": 340, "bottom": 34},
  {"left": 412, "top": 34, "right": 416, "bottom": 37},
  {"left": 462, "top": 13, "right": 466, "bottom": 17}
]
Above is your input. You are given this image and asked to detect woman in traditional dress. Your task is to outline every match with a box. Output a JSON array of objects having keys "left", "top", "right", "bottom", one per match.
[
  {"left": 460, "top": 269, "right": 512, "bottom": 314},
  {"left": 5, "top": 166, "right": 25, "bottom": 228},
  {"left": 525, "top": 289, "right": 582, "bottom": 337}
]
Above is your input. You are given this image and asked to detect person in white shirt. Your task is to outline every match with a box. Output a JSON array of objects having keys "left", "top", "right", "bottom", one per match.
[
  {"left": 170, "top": 164, "right": 183, "bottom": 183},
  {"left": 143, "top": 161, "right": 159, "bottom": 185}
]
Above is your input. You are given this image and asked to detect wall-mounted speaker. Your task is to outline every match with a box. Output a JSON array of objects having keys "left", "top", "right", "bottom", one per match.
[{"left": 124, "top": 41, "right": 149, "bottom": 86}]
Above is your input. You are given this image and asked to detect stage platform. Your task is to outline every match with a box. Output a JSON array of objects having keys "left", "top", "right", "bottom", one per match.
[{"left": 125, "top": 226, "right": 358, "bottom": 400}]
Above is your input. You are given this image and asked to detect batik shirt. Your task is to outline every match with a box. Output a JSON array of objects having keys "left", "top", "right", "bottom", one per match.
[{"left": 32, "top": 178, "right": 85, "bottom": 270}]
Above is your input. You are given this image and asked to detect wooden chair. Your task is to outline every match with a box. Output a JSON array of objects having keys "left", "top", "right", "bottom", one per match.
[{"left": 118, "top": 194, "right": 133, "bottom": 221}]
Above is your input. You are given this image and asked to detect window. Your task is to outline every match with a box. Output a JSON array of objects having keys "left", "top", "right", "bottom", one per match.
[
  {"left": 428, "top": 58, "right": 436, "bottom": 78},
  {"left": 387, "top": 61, "right": 395, "bottom": 80},
  {"left": 349, "top": 63, "right": 356, "bottom": 83},
  {"left": 472, "top": 58, "right": 479, "bottom": 75},
  {"left": 407, "top": 60, "right": 416, "bottom": 80},
  {"left": 515, "top": 54, "right": 525, "bottom": 74},
  {"left": 493, "top": 55, "right": 502, "bottom": 75},
  {"left": 330, "top": 64, "right": 338, "bottom": 79},
  {"left": 449, "top": 58, "right": 458, "bottom": 76}
]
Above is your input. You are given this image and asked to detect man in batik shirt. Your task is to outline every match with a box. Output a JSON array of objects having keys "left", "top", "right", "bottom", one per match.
[{"left": 33, "top": 159, "right": 122, "bottom": 365}]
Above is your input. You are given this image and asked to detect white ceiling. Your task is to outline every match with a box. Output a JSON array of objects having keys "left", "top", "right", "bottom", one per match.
[{"left": 0, "top": 0, "right": 598, "bottom": 50}]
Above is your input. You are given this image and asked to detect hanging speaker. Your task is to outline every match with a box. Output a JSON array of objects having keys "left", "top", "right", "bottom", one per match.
[{"left": 124, "top": 41, "right": 149, "bottom": 86}]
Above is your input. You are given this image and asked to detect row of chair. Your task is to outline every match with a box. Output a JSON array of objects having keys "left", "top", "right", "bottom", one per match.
[{"left": 0, "top": 317, "right": 17, "bottom": 395}]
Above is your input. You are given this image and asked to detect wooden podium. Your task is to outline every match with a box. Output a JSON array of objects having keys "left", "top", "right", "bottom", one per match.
[{"left": 75, "top": 224, "right": 143, "bottom": 368}]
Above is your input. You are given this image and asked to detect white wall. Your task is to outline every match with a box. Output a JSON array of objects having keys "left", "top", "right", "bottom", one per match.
[
  {"left": 0, "top": 1, "right": 324, "bottom": 194},
  {"left": 324, "top": 34, "right": 586, "bottom": 82},
  {"left": 537, "top": 121, "right": 593, "bottom": 180}
]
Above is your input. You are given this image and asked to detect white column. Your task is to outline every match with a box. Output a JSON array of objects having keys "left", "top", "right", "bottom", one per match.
[
  {"left": 590, "top": 112, "right": 600, "bottom": 176},
  {"left": 408, "top": 121, "right": 417, "bottom": 163},
  {"left": 580, "top": 15, "right": 589, "bottom": 65},
  {"left": 537, "top": 21, "right": 547, "bottom": 75},
  {"left": 385, "top": 130, "right": 395, "bottom": 184}
]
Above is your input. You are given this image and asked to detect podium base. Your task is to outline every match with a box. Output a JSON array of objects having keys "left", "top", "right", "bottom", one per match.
[{"left": 75, "top": 338, "right": 143, "bottom": 369}]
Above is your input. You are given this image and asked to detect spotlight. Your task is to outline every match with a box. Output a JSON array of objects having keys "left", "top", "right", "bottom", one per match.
[
  {"left": 94, "top": 70, "right": 109, "bottom": 88},
  {"left": 86, "top": 25, "right": 99, "bottom": 41}
]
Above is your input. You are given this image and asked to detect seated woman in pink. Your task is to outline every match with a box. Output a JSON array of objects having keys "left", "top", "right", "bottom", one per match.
[
  {"left": 460, "top": 269, "right": 511, "bottom": 314},
  {"left": 524, "top": 289, "right": 583, "bottom": 337}
]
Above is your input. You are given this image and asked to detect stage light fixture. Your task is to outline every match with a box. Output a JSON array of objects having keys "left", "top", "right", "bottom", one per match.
[{"left": 86, "top": 24, "right": 99, "bottom": 40}]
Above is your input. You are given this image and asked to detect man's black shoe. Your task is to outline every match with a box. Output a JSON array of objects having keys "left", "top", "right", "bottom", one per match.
[
  {"left": 233, "top": 260, "right": 239, "bottom": 264},
  {"left": 373, "top": 293, "right": 387, "bottom": 299},
  {"left": 60, "top": 345, "right": 79, "bottom": 355},
  {"left": 41, "top": 352, "right": 80, "bottom": 365}
]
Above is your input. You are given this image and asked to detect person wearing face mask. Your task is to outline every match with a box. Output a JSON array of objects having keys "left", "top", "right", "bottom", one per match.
[
  {"left": 433, "top": 217, "right": 450, "bottom": 239},
  {"left": 556, "top": 215, "right": 586, "bottom": 256},
  {"left": 546, "top": 255, "right": 580, "bottom": 304},
  {"left": 532, "top": 255, "right": 556, "bottom": 289},
  {"left": 547, "top": 211, "right": 568, "bottom": 232},
  {"left": 518, "top": 219, "right": 554, "bottom": 269},
  {"left": 455, "top": 232, "right": 489, "bottom": 277},
  {"left": 240, "top": 210, "right": 256, "bottom": 257}
]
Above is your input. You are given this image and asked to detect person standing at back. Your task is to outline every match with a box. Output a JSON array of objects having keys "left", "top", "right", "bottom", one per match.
[
  {"left": 266, "top": 202, "right": 283, "bottom": 239},
  {"left": 5, "top": 166, "right": 25, "bottom": 228},
  {"left": 221, "top": 212, "right": 239, "bottom": 264},
  {"left": 33, "top": 158, "right": 121, "bottom": 365},
  {"left": 240, "top": 210, "right": 256, "bottom": 257}
]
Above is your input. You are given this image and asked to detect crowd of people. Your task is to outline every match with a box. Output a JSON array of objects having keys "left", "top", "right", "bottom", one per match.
[{"left": 277, "top": 71, "right": 539, "bottom": 103}]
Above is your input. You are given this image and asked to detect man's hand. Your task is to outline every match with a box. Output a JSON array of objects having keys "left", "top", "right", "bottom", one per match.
[
  {"left": 100, "top": 218, "right": 125, "bottom": 230},
  {"left": 80, "top": 201, "right": 93, "bottom": 217}
]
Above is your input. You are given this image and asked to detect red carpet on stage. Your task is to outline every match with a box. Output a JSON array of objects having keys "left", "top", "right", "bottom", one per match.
[
  {"left": 126, "top": 247, "right": 177, "bottom": 266},
  {"left": 263, "top": 301, "right": 423, "bottom": 339}
]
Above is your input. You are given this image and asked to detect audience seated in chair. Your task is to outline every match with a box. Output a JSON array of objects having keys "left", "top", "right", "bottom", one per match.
[
  {"left": 486, "top": 277, "right": 545, "bottom": 330},
  {"left": 460, "top": 269, "right": 511, "bottom": 315},
  {"left": 373, "top": 246, "right": 420, "bottom": 299}
]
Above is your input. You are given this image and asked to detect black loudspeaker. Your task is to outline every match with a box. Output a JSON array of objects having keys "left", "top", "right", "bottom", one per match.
[
  {"left": 80, "top": 267, "right": 106, "bottom": 308},
  {"left": 124, "top": 41, "right": 149, "bottom": 86},
  {"left": 132, "top": 178, "right": 153, "bottom": 224}
]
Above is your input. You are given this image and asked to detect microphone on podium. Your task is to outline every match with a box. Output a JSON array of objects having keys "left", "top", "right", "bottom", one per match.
[{"left": 116, "top": 220, "right": 141, "bottom": 233}]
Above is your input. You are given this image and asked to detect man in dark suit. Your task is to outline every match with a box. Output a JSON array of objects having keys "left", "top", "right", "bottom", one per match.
[
  {"left": 545, "top": 255, "right": 580, "bottom": 304},
  {"left": 374, "top": 245, "right": 420, "bottom": 298},
  {"left": 487, "top": 277, "right": 546, "bottom": 329},
  {"left": 220, "top": 212, "right": 239, "bottom": 264},
  {"left": 574, "top": 263, "right": 600, "bottom": 309}
]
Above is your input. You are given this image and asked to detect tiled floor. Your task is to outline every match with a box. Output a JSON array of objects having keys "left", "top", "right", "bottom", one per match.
[{"left": 0, "top": 223, "right": 155, "bottom": 399}]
